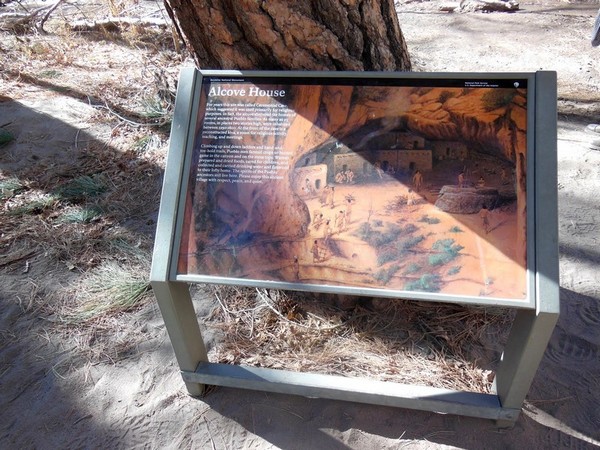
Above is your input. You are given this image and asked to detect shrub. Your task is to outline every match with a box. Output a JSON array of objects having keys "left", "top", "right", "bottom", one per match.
[
  {"left": 419, "top": 215, "right": 440, "bottom": 225},
  {"left": 404, "top": 223, "right": 418, "bottom": 234},
  {"left": 377, "top": 248, "right": 398, "bottom": 266},
  {"left": 356, "top": 222, "right": 403, "bottom": 248},
  {"left": 354, "top": 222, "right": 372, "bottom": 240},
  {"left": 429, "top": 239, "right": 464, "bottom": 266},
  {"left": 376, "top": 233, "right": 425, "bottom": 266},
  {"left": 447, "top": 266, "right": 461, "bottom": 276},
  {"left": 429, "top": 253, "right": 452, "bottom": 266},
  {"left": 374, "top": 264, "right": 401, "bottom": 285},
  {"left": 385, "top": 195, "right": 408, "bottom": 213},
  {"left": 405, "top": 274, "right": 442, "bottom": 292},
  {"left": 432, "top": 239, "right": 464, "bottom": 255},
  {"left": 403, "top": 263, "right": 421, "bottom": 275},
  {"left": 438, "top": 90, "right": 456, "bottom": 103},
  {"left": 397, "top": 235, "right": 424, "bottom": 252},
  {"left": 481, "top": 89, "right": 517, "bottom": 112}
]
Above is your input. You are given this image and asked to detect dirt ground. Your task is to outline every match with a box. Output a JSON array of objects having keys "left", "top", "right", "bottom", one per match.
[{"left": 1, "top": 0, "right": 600, "bottom": 448}]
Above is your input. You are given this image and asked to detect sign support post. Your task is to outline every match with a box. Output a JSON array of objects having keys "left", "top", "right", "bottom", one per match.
[
  {"left": 150, "top": 67, "right": 208, "bottom": 396},
  {"left": 494, "top": 69, "right": 560, "bottom": 426}
]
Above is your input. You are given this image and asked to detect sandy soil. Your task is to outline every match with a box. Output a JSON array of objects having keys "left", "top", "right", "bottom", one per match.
[{"left": 2, "top": 0, "right": 600, "bottom": 448}]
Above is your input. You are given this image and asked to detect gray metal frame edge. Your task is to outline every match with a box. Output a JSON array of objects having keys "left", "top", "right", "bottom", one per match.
[
  {"left": 493, "top": 71, "right": 560, "bottom": 425},
  {"left": 150, "top": 67, "right": 207, "bottom": 396}
]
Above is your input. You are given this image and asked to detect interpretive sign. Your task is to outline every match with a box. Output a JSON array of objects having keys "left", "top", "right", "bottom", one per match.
[
  {"left": 151, "top": 69, "right": 559, "bottom": 425},
  {"left": 175, "top": 73, "right": 534, "bottom": 307}
]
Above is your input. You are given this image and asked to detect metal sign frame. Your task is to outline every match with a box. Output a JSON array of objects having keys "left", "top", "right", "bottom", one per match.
[{"left": 150, "top": 68, "right": 559, "bottom": 425}]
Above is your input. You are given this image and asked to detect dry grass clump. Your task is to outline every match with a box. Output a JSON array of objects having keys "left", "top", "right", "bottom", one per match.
[
  {"left": 59, "top": 260, "right": 151, "bottom": 323},
  {"left": 205, "top": 286, "right": 512, "bottom": 393},
  {"left": 40, "top": 260, "right": 156, "bottom": 371}
]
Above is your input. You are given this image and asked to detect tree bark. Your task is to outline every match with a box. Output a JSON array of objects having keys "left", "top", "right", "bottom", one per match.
[
  {"left": 164, "top": 0, "right": 411, "bottom": 71},
  {"left": 166, "top": 1, "right": 411, "bottom": 310}
]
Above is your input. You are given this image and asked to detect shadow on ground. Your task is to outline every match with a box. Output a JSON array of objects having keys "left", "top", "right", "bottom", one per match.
[
  {"left": 2, "top": 101, "right": 599, "bottom": 448},
  {"left": 0, "top": 97, "right": 168, "bottom": 446}
]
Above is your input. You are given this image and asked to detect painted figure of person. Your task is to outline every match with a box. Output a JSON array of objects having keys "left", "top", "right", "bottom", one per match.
[
  {"left": 320, "top": 185, "right": 329, "bottom": 205},
  {"left": 335, "top": 210, "right": 345, "bottom": 233},
  {"left": 479, "top": 205, "right": 490, "bottom": 233},
  {"left": 407, "top": 188, "right": 415, "bottom": 206},
  {"left": 345, "top": 198, "right": 353, "bottom": 226},
  {"left": 328, "top": 186, "right": 335, "bottom": 209},
  {"left": 412, "top": 169, "right": 423, "bottom": 191},
  {"left": 293, "top": 256, "right": 300, "bottom": 280},
  {"left": 304, "top": 178, "right": 314, "bottom": 196},
  {"left": 375, "top": 162, "right": 385, "bottom": 180},
  {"left": 312, "top": 212, "right": 324, "bottom": 231},
  {"left": 311, "top": 240, "right": 321, "bottom": 263},
  {"left": 458, "top": 171, "right": 465, "bottom": 188},
  {"left": 346, "top": 169, "right": 355, "bottom": 183},
  {"left": 323, "top": 219, "right": 332, "bottom": 244},
  {"left": 477, "top": 176, "right": 486, "bottom": 188}
]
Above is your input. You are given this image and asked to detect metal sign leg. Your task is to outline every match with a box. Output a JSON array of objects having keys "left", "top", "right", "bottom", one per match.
[
  {"left": 152, "top": 280, "right": 207, "bottom": 396},
  {"left": 493, "top": 308, "right": 558, "bottom": 427}
]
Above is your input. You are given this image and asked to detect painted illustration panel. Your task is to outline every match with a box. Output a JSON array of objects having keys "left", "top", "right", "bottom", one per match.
[{"left": 177, "top": 76, "right": 529, "bottom": 301}]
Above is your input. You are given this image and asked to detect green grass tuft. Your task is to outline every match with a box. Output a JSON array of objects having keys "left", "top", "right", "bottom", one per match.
[
  {"left": 64, "top": 262, "right": 151, "bottom": 323},
  {"left": 53, "top": 174, "right": 108, "bottom": 202},
  {"left": 58, "top": 205, "right": 104, "bottom": 224},
  {"left": 0, "top": 178, "right": 25, "bottom": 199},
  {"left": 7, "top": 195, "right": 56, "bottom": 216},
  {"left": 133, "top": 134, "right": 162, "bottom": 153},
  {"left": 0, "top": 129, "right": 15, "bottom": 147}
]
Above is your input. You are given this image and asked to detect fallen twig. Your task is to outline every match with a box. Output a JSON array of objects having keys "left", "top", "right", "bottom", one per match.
[
  {"left": 86, "top": 96, "right": 170, "bottom": 128},
  {"left": 69, "top": 17, "right": 168, "bottom": 33},
  {"left": 0, "top": 4, "right": 51, "bottom": 33},
  {"left": 37, "top": 0, "right": 66, "bottom": 34}
]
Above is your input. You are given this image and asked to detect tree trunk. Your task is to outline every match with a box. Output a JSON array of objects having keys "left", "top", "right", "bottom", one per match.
[
  {"left": 164, "top": 0, "right": 411, "bottom": 71},
  {"left": 166, "top": 1, "right": 411, "bottom": 310}
]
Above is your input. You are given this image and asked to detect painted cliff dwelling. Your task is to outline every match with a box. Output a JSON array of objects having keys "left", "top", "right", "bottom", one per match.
[{"left": 178, "top": 78, "right": 528, "bottom": 301}]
